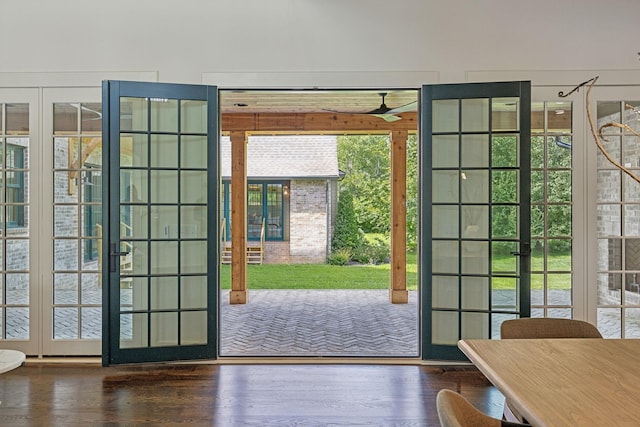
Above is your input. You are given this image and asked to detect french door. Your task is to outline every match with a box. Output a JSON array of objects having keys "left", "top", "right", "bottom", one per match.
[
  {"left": 102, "top": 81, "right": 218, "bottom": 365},
  {"left": 0, "top": 89, "right": 39, "bottom": 355},
  {"left": 590, "top": 85, "right": 640, "bottom": 338},
  {"left": 42, "top": 87, "right": 104, "bottom": 355},
  {"left": 421, "top": 81, "right": 531, "bottom": 360}
]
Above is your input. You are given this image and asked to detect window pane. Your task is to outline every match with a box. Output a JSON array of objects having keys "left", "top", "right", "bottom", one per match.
[
  {"left": 492, "top": 170, "right": 517, "bottom": 203},
  {"left": 80, "top": 102, "right": 102, "bottom": 134},
  {"left": 120, "top": 97, "right": 148, "bottom": 132},
  {"left": 433, "top": 171, "right": 459, "bottom": 203},
  {"left": 492, "top": 135, "right": 518, "bottom": 168},
  {"left": 151, "top": 134, "right": 178, "bottom": 168},
  {"left": 461, "top": 98, "right": 489, "bottom": 132},
  {"left": 150, "top": 98, "right": 178, "bottom": 133},
  {"left": 461, "top": 170, "right": 488, "bottom": 203},
  {"left": 433, "top": 206, "right": 458, "bottom": 239},
  {"left": 547, "top": 101, "right": 571, "bottom": 134},
  {"left": 181, "top": 206, "right": 207, "bottom": 238},
  {"left": 181, "top": 100, "right": 207, "bottom": 134},
  {"left": 248, "top": 183, "right": 263, "bottom": 239},
  {"left": 432, "top": 99, "right": 458, "bottom": 133},
  {"left": 181, "top": 135, "right": 207, "bottom": 169},
  {"left": 266, "top": 183, "right": 283, "bottom": 239},
  {"left": 461, "top": 134, "right": 489, "bottom": 168},
  {"left": 548, "top": 136, "right": 572, "bottom": 168},
  {"left": 120, "top": 134, "right": 148, "bottom": 167},
  {"left": 180, "top": 171, "right": 206, "bottom": 204},
  {"left": 433, "top": 135, "right": 458, "bottom": 168},
  {"left": 81, "top": 137, "right": 102, "bottom": 168},
  {"left": 54, "top": 103, "right": 78, "bottom": 134},
  {"left": 6, "top": 103, "right": 29, "bottom": 135},
  {"left": 150, "top": 170, "right": 178, "bottom": 203},
  {"left": 432, "top": 275, "right": 459, "bottom": 309},
  {"left": 531, "top": 102, "right": 544, "bottom": 134},
  {"left": 547, "top": 171, "right": 571, "bottom": 203},
  {"left": 492, "top": 98, "right": 519, "bottom": 132}
]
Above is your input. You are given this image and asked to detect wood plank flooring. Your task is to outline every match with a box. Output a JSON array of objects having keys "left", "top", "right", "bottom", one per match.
[{"left": 0, "top": 363, "right": 505, "bottom": 426}]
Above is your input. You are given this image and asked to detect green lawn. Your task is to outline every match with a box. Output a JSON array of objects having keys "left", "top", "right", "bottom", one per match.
[
  {"left": 220, "top": 252, "right": 418, "bottom": 290},
  {"left": 492, "top": 253, "right": 571, "bottom": 290},
  {"left": 220, "top": 251, "right": 571, "bottom": 291}
]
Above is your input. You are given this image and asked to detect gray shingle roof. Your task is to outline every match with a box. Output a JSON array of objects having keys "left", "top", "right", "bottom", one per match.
[{"left": 220, "top": 135, "right": 339, "bottom": 179}]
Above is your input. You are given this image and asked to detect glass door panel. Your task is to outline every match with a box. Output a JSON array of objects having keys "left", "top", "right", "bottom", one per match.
[
  {"left": 0, "top": 89, "right": 38, "bottom": 355},
  {"left": 42, "top": 87, "right": 103, "bottom": 355},
  {"left": 422, "top": 82, "right": 531, "bottom": 360},
  {"left": 593, "top": 86, "right": 640, "bottom": 338},
  {"left": 103, "top": 81, "right": 217, "bottom": 365}
]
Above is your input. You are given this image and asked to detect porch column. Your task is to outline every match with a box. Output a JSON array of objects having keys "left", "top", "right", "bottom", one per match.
[
  {"left": 390, "top": 130, "right": 408, "bottom": 304},
  {"left": 230, "top": 131, "right": 248, "bottom": 304}
]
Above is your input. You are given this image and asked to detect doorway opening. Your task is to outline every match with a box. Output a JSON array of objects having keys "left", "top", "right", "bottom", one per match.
[{"left": 217, "top": 88, "right": 420, "bottom": 357}]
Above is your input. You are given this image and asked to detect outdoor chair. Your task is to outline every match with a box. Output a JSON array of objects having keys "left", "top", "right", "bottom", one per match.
[
  {"left": 499, "top": 318, "right": 602, "bottom": 422},
  {"left": 436, "top": 389, "right": 530, "bottom": 427}
]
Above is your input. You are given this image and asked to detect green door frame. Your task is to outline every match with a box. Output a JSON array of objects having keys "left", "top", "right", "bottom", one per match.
[
  {"left": 421, "top": 81, "right": 531, "bottom": 361},
  {"left": 102, "top": 80, "right": 218, "bottom": 365}
]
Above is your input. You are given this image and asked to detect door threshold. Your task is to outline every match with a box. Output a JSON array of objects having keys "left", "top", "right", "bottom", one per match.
[
  {"left": 193, "top": 357, "right": 471, "bottom": 367},
  {"left": 23, "top": 356, "right": 471, "bottom": 367}
]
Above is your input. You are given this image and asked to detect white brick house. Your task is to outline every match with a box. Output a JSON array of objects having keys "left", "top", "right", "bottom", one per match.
[{"left": 220, "top": 135, "right": 340, "bottom": 264}]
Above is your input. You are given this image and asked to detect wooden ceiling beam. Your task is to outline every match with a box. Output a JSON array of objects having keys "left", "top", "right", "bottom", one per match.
[
  {"left": 221, "top": 112, "right": 418, "bottom": 134},
  {"left": 221, "top": 111, "right": 569, "bottom": 134}
]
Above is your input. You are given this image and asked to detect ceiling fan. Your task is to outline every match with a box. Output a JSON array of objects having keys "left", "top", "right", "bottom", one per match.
[{"left": 324, "top": 92, "right": 417, "bottom": 122}]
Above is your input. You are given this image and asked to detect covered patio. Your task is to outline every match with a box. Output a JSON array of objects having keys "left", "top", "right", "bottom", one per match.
[{"left": 220, "top": 90, "right": 419, "bottom": 305}]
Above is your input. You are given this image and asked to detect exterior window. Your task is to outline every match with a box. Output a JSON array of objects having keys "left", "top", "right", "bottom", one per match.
[
  {"left": 223, "top": 180, "right": 286, "bottom": 241},
  {"left": 4, "top": 143, "right": 26, "bottom": 228},
  {"left": 266, "top": 183, "right": 283, "bottom": 239},
  {"left": 247, "top": 183, "right": 263, "bottom": 239}
]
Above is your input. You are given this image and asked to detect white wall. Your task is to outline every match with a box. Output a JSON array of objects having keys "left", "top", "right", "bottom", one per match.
[{"left": 2, "top": 0, "right": 638, "bottom": 84}]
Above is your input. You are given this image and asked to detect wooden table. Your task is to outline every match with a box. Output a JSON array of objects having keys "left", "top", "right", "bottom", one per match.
[{"left": 458, "top": 338, "right": 640, "bottom": 427}]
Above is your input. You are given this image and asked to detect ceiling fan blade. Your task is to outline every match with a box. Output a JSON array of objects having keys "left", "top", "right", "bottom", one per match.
[
  {"left": 386, "top": 101, "right": 417, "bottom": 115},
  {"left": 322, "top": 93, "right": 411, "bottom": 121},
  {"left": 371, "top": 114, "right": 402, "bottom": 122},
  {"left": 322, "top": 109, "right": 403, "bottom": 122}
]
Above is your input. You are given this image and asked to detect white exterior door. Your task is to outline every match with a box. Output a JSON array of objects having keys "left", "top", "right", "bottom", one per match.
[
  {"left": 0, "top": 88, "right": 39, "bottom": 355},
  {"left": 42, "top": 87, "right": 104, "bottom": 355}
]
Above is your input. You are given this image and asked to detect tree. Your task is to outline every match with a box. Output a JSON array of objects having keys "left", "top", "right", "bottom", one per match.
[
  {"left": 405, "top": 135, "right": 418, "bottom": 250},
  {"left": 337, "top": 134, "right": 418, "bottom": 249},
  {"left": 337, "top": 135, "right": 391, "bottom": 233}
]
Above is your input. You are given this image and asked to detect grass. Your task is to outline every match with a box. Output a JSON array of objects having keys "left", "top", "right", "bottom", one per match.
[
  {"left": 493, "top": 253, "right": 571, "bottom": 290},
  {"left": 220, "top": 251, "right": 418, "bottom": 290},
  {"left": 220, "top": 251, "right": 572, "bottom": 291}
]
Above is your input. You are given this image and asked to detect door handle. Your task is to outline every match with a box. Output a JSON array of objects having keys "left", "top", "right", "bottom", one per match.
[
  {"left": 511, "top": 242, "right": 531, "bottom": 257},
  {"left": 110, "top": 250, "right": 130, "bottom": 256},
  {"left": 109, "top": 243, "right": 130, "bottom": 272}
]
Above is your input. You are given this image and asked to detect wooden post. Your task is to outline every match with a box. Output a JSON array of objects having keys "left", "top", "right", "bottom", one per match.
[
  {"left": 230, "top": 131, "right": 248, "bottom": 304},
  {"left": 390, "top": 130, "right": 408, "bottom": 304}
]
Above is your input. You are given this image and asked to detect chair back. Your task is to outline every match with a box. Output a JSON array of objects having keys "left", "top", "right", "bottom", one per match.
[
  {"left": 500, "top": 318, "right": 602, "bottom": 339},
  {"left": 436, "top": 389, "right": 501, "bottom": 427}
]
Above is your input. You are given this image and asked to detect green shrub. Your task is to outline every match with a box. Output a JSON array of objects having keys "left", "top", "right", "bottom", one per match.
[
  {"left": 332, "top": 191, "right": 365, "bottom": 251},
  {"left": 327, "top": 248, "right": 352, "bottom": 265},
  {"left": 352, "top": 238, "right": 390, "bottom": 264}
]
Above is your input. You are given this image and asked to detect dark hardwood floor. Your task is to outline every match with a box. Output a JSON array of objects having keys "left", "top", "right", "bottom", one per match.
[{"left": 0, "top": 362, "right": 504, "bottom": 426}]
